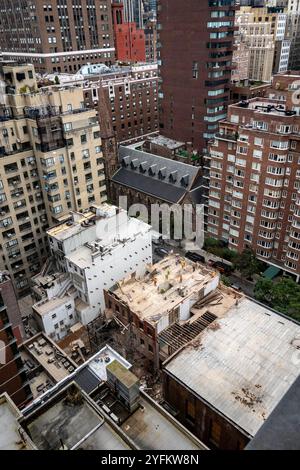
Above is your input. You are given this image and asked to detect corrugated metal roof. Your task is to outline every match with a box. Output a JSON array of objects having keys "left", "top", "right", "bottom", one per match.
[{"left": 165, "top": 298, "right": 300, "bottom": 437}]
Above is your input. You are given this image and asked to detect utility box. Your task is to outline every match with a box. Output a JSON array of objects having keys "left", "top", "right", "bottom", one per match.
[{"left": 106, "top": 360, "right": 140, "bottom": 413}]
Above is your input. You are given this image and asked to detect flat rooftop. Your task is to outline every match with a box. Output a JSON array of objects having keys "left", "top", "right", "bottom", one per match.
[
  {"left": 22, "top": 333, "right": 77, "bottom": 383},
  {"left": 110, "top": 255, "right": 219, "bottom": 325},
  {"left": 0, "top": 394, "right": 33, "bottom": 450},
  {"left": 121, "top": 395, "right": 206, "bottom": 450},
  {"left": 88, "top": 346, "right": 131, "bottom": 383},
  {"left": 65, "top": 213, "right": 150, "bottom": 269},
  {"left": 247, "top": 375, "right": 300, "bottom": 450},
  {"left": 146, "top": 135, "right": 185, "bottom": 150},
  {"left": 23, "top": 385, "right": 130, "bottom": 450},
  {"left": 232, "top": 98, "right": 298, "bottom": 118},
  {"left": 47, "top": 204, "right": 116, "bottom": 242},
  {"left": 164, "top": 297, "right": 300, "bottom": 438},
  {"left": 32, "top": 294, "right": 73, "bottom": 316}
]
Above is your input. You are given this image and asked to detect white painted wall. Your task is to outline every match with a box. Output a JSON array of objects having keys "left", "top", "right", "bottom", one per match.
[{"left": 33, "top": 296, "right": 77, "bottom": 341}]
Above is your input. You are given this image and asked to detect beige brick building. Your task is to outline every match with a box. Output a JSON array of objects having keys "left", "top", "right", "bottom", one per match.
[{"left": 0, "top": 63, "right": 107, "bottom": 296}]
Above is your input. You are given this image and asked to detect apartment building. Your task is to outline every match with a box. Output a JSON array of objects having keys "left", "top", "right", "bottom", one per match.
[
  {"left": 144, "top": 17, "right": 157, "bottom": 63},
  {"left": 112, "top": 2, "right": 146, "bottom": 63},
  {"left": 207, "top": 75, "right": 300, "bottom": 279},
  {"left": 0, "top": 63, "right": 107, "bottom": 297},
  {"left": 0, "top": 281, "right": 32, "bottom": 408},
  {"left": 236, "top": 6, "right": 291, "bottom": 82},
  {"left": 286, "top": 0, "right": 300, "bottom": 71},
  {"left": 0, "top": 0, "right": 115, "bottom": 74},
  {"left": 157, "top": 0, "right": 237, "bottom": 153},
  {"left": 30, "top": 204, "right": 152, "bottom": 340},
  {"left": 83, "top": 63, "right": 159, "bottom": 145}
]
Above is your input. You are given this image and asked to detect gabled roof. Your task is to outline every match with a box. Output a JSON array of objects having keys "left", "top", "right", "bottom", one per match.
[{"left": 112, "top": 146, "right": 203, "bottom": 204}]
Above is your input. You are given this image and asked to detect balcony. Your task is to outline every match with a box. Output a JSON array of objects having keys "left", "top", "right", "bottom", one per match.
[{"left": 215, "top": 132, "right": 237, "bottom": 142}]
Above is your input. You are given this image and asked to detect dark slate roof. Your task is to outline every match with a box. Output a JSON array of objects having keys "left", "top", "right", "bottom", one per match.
[
  {"left": 74, "top": 367, "right": 100, "bottom": 394},
  {"left": 246, "top": 375, "right": 300, "bottom": 450},
  {"left": 112, "top": 168, "right": 186, "bottom": 203},
  {"left": 118, "top": 146, "right": 199, "bottom": 190},
  {"left": 111, "top": 145, "right": 204, "bottom": 203}
]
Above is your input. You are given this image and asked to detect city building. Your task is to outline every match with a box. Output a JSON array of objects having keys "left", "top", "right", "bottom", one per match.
[
  {"left": 0, "top": 0, "right": 115, "bottom": 74},
  {"left": 236, "top": 6, "right": 291, "bottom": 82},
  {"left": 144, "top": 17, "right": 157, "bottom": 63},
  {"left": 20, "top": 333, "right": 77, "bottom": 400},
  {"left": 207, "top": 79, "right": 300, "bottom": 278},
  {"left": 49, "top": 63, "right": 159, "bottom": 150},
  {"left": 110, "top": 145, "right": 206, "bottom": 225},
  {"left": 162, "top": 290, "right": 300, "bottom": 449},
  {"left": 30, "top": 204, "right": 152, "bottom": 339},
  {"left": 286, "top": 0, "right": 300, "bottom": 71},
  {"left": 0, "top": 272, "right": 24, "bottom": 344},
  {"left": 231, "top": 80, "right": 270, "bottom": 103},
  {"left": 231, "top": 41, "right": 250, "bottom": 83},
  {"left": 0, "top": 344, "right": 206, "bottom": 450},
  {"left": 112, "top": 2, "right": 146, "bottom": 63},
  {"left": 104, "top": 254, "right": 220, "bottom": 370},
  {"left": 0, "top": 285, "right": 32, "bottom": 408},
  {"left": 157, "top": 0, "right": 237, "bottom": 153},
  {"left": 116, "top": 0, "right": 144, "bottom": 29},
  {"left": 0, "top": 62, "right": 107, "bottom": 296}
]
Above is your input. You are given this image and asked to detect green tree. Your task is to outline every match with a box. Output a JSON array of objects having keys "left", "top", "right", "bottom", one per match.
[
  {"left": 221, "top": 275, "right": 232, "bottom": 287},
  {"left": 54, "top": 76, "right": 60, "bottom": 85},
  {"left": 254, "top": 277, "right": 300, "bottom": 320},
  {"left": 233, "top": 248, "right": 263, "bottom": 279}
]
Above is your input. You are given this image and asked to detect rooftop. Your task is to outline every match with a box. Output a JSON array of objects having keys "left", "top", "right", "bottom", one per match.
[
  {"left": 146, "top": 135, "right": 185, "bottom": 150},
  {"left": 0, "top": 394, "right": 33, "bottom": 450},
  {"left": 109, "top": 255, "right": 219, "bottom": 326},
  {"left": 120, "top": 395, "right": 205, "bottom": 450},
  {"left": 232, "top": 98, "right": 298, "bottom": 118},
  {"left": 22, "top": 384, "right": 130, "bottom": 450},
  {"left": 246, "top": 375, "right": 300, "bottom": 450},
  {"left": 164, "top": 297, "right": 300, "bottom": 438},
  {"left": 16, "top": 345, "right": 207, "bottom": 450},
  {"left": 87, "top": 346, "right": 131, "bottom": 383},
  {"left": 65, "top": 209, "right": 151, "bottom": 269},
  {"left": 22, "top": 333, "right": 77, "bottom": 383},
  {"left": 47, "top": 204, "right": 116, "bottom": 242},
  {"left": 112, "top": 146, "right": 201, "bottom": 204}
]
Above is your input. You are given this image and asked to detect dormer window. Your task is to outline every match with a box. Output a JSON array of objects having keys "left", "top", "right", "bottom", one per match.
[
  {"left": 181, "top": 175, "right": 189, "bottom": 187},
  {"left": 158, "top": 167, "right": 167, "bottom": 180},
  {"left": 122, "top": 156, "right": 131, "bottom": 167},
  {"left": 139, "top": 161, "right": 148, "bottom": 173},
  {"left": 149, "top": 164, "right": 157, "bottom": 176},
  {"left": 169, "top": 170, "right": 178, "bottom": 183},
  {"left": 130, "top": 159, "right": 139, "bottom": 169}
]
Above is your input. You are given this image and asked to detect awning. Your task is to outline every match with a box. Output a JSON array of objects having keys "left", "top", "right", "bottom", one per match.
[{"left": 263, "top": 266, "right": 281, "bottom": 280}]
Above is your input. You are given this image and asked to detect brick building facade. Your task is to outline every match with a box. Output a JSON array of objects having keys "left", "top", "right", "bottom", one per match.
[
  {"left": 0, "top": 0, "right": 115, "bottom": 74},
  {"left": 207, "top": 73, "right": 300, "bottom": 278}
]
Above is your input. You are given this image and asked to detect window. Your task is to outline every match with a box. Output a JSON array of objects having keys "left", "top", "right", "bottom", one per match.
[
  {"left": 209, "top": 420, "right": 222, "bottom": 447},
  {"left": 185, "top": 399, "right": 196, "bottom": 424},
  {"left": 52, "top": 313, "right": 57, "bottom": 319}
]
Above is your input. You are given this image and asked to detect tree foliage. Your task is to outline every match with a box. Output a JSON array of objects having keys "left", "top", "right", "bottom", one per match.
[
  {"left": 233, "top": 249, "right": 263, "bottom": 279},
  {"left": 204, "top": 237, "right": 237, "bottom": 262},
  {"left": 254, "top": 277, "right": 300, "bottom": 321}
]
